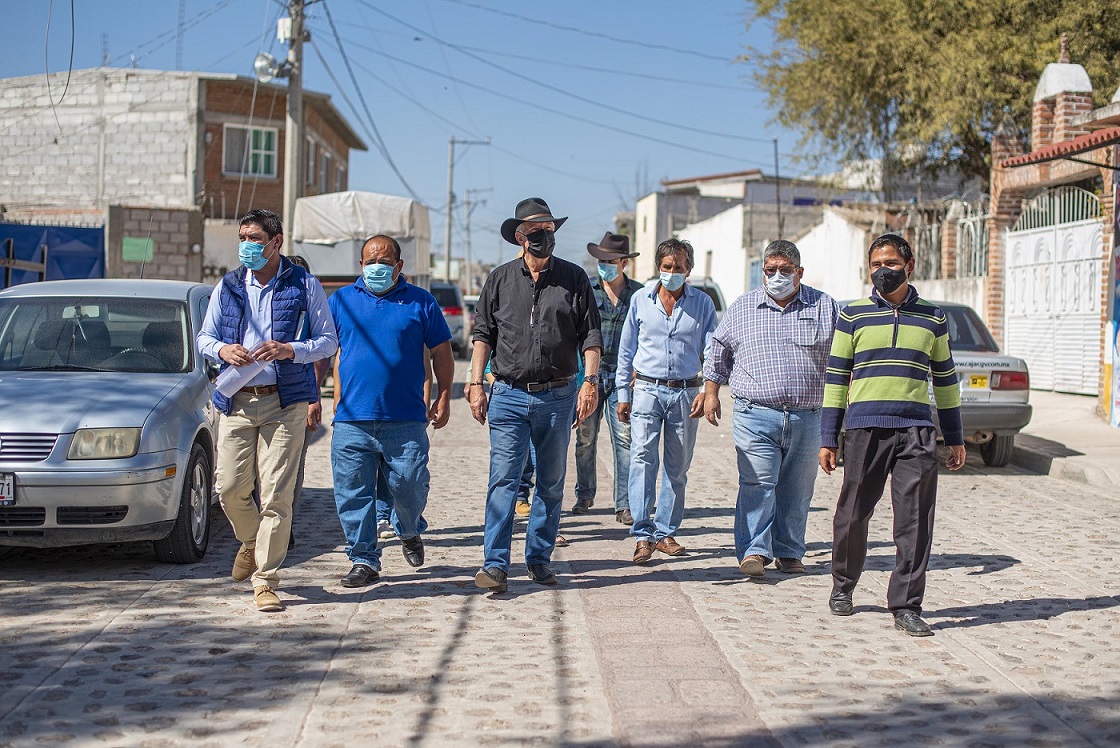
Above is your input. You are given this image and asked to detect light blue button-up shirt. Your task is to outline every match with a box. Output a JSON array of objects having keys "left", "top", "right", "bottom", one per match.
[
  {"left": 615, "top": 282, "right": 717, "bottom": 404},
  {"left": 197, "top": 268, "right": 338, "bottom": 387}
]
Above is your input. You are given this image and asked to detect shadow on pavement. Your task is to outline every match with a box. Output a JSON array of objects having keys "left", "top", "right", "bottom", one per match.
[{"left": 929, "top": 594, "right": 1120, "bottom": 630}]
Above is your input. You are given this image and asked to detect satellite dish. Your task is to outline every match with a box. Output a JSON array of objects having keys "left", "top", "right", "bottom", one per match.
[{"left": 253, "top": 52, "right": 277, "bottom": 83}]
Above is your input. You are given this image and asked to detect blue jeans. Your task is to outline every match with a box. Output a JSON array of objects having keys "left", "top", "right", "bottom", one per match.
[
  {"left": 483, "top": 379, "right": 577, "bottom": 571},
  {"left": 517, "top": 444, "right": 536, "bottom": 503},
  {"left": 332, "top": 420, "right": 430, "bottom": 569},
  {"left": 374, "top": 469, "right": 429, "bottom": 534},
  {"left": 575, "top": 384, "right": 631, "bottom": 510},
  {"left": 732, "top": 399, "right": 821, "bottom": 562},
  {"left": 627, "top": 381, "right": 699, "bottom": 543}
]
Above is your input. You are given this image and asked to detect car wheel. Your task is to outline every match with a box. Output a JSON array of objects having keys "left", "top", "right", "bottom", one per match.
[
  {"left": 153, "top": 442, "right": 211, "bottom": 563},
  {"left": 980, "top": 434, "right": 1015, "bottom": 467}
]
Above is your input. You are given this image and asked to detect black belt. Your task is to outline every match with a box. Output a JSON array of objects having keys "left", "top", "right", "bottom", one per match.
[
  {"left": 635, "top": 373, "right": 703, "bottom": 389},
  {"left": 499, "top": 376, "right": 574, "bottom": 393},
  {"left": 240, "top": 384, "right": 279, "bottom": 395}
]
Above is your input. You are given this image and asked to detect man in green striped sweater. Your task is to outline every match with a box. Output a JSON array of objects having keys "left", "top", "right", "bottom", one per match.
[{"left": 818, "top": 233, "right": 967, "bottom": 637}]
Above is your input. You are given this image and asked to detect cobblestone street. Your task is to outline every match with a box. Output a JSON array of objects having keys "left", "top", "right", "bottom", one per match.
[{"left": 1, "top": 371, "right": 1119, "bottom": 746}]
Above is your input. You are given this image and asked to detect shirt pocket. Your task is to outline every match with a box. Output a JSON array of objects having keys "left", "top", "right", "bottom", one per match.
[{"left": 792, "top": 316, "right": 819, "bottom": 347}]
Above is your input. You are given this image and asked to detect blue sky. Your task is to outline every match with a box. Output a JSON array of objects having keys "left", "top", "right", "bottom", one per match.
[{"left": 3, "top": 0, "right": 800, "bottom": 265}]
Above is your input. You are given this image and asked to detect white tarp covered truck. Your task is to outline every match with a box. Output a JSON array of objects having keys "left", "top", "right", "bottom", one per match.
[{"left": 291, "top": 191, "right": 431, "bottom": 290}]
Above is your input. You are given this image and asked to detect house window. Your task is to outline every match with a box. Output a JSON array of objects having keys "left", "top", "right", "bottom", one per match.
[
  {"left": 222, "top": 124, "right": 278, "bottom": 178},
  {"left": 305, "top": 137, "right": 316, "bottom": 186},
  {"left": 336, "top": 164, "right": 346, "bottom": 192},
  {"left": 320, "top": 150, "right": 332, "bottom": 193}
]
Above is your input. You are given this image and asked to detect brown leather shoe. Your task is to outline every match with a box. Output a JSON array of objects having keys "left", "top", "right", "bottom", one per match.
[
  {"left": 739, "top": 554, "right": 766, "bottom": 577},
  {"left": 231, "top": 544, "right": 256, "bottom": 582},
  {"left": 633, "top": 540, "right": 653, "bottom": 564},
  {"left": 655, "top": 537, "right": 687, "bottom": 556},
  {"left": 776, "top": 557, "right": 806, "bottom": 574},
  {"left": 254, "top": 586, "right": 282, "bottom": 612}
]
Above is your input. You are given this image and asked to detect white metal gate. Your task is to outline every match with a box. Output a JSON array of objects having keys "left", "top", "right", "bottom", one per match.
[{"left": 1004, "top": 186, "right": 1103, "bottom": 394}]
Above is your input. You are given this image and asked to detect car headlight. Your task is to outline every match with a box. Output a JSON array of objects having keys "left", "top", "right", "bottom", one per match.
[{"left": 68, "top": 428, "right": 142, "bottom": 460}]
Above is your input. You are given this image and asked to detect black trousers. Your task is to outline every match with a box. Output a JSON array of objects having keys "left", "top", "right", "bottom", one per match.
[{"left": 831, "top": 426, "right": 938, "bottom": 614}]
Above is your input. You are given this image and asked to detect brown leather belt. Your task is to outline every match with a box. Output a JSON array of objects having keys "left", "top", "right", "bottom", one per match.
[
  {"left": 635, "top": 373, "right": 703, "bottom": 389},
  {"left": 240, "top": 384, "right": 279, "bottom": 395}
]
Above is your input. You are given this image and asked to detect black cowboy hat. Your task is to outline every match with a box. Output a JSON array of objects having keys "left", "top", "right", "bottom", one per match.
[
  {"left": 587, "top": 231, "right": 639, "bottom": 261},
  {"left": 500, "top": 197, "right": 568, "bottom": 245}
]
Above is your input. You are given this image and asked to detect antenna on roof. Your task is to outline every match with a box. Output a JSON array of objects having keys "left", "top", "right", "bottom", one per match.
[
  {"left": 176, "top": 0, "right": 187, "bottom": 70},
  {"left": 139, "top": 214, "right": 154, "bottom": 280}
]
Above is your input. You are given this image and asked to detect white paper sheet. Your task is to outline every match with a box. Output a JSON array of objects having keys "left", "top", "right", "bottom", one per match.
[{"left": 215, "top": 360, "right": 268, "bottom": 398}]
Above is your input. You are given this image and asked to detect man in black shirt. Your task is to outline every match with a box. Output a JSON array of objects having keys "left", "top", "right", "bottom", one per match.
[{"left": 469, "top": 197, "right": 603, "bottom": 593}]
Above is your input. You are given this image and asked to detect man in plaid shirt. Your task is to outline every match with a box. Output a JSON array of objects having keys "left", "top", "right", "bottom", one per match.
[{"left": 703, "top": 240, "right": 839, "bottom": 577}]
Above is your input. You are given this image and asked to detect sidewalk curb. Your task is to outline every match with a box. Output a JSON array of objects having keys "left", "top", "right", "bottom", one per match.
[{"left": 1010, "top": 444, "right": 1116, "bottom": 490}]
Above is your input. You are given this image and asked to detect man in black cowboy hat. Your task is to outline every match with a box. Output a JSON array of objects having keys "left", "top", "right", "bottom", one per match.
[
  {"left": 469, "top": 197, "right": 603, "bottom": 594},
  {"left": 572, "top": 233, "right": 644, "bottom": 525}
]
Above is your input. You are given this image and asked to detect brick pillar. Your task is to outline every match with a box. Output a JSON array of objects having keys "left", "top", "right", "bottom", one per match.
[
  {"left": 984, "top": 185, "right": 1024, "bottom": 348},
  {"left": 1053, "top": 91, "right": 1093, "bottom": 142},
  {"left": 940, "top": 208, "right": 959, "bottom": 279},
  {"left": 1031, "top": 100, "right": 1054, "bottom": 151},
  {"left": 1098, "top": 151, "right": 1117, "bottom": 416}
]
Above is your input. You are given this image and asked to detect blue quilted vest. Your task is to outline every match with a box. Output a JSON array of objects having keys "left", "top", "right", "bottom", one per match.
[{"left": 212, "top": 256, "right": 316, "bottom": 414}]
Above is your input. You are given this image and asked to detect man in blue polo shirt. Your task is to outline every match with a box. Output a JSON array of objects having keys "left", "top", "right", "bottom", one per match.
[{"left": 329, "top": 234, "right": 454, "bottom": 588}]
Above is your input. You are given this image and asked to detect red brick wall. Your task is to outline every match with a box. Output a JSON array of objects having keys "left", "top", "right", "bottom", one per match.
[
  {"left": 198, "top": 80, "right": 352, "bottom": 222},
  {"left": 1053, "top": 92, "right": 1093, "bottom": 143},
  {"left": 1031, "top": 100, "right": 1054, "bottom": 151}
]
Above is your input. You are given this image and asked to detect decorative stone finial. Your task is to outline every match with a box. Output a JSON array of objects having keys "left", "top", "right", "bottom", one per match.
[{"left": 1059, "top": 32, "right": 1069, "bottom": 64}]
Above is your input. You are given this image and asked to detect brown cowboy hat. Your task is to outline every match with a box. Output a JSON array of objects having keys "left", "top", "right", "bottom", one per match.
[
  {"left": 587, "top": 232, "right": 638, "bottom": 261},
  {"left": 500, "top": 197, "right": 568, "bottom": 245}
]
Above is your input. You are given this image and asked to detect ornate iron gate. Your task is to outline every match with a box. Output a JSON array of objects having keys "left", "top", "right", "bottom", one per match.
[{"left": 1004, "top": 186, "right": 1103, "bottom": 394}]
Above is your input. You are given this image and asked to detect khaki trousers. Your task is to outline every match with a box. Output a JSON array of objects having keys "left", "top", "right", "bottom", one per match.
[{"left": 215, "top": 391, "right": 308, "bottom": 588}]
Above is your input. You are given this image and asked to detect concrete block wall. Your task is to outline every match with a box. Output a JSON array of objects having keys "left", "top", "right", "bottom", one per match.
[
  {"left": 106, "top": 205, "right": 203, "bottom": 281},
  {"left": 0, "top": 69, "right": 197, "bottom": 213}
]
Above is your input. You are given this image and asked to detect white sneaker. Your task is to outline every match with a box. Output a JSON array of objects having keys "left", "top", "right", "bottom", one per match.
[{"left": 377, "top": 520, "right": 395, "bottom": 540}]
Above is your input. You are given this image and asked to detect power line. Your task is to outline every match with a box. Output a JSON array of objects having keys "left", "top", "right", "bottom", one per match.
[
  {"left": 43, "top": 0, "right": 76, "bottom": 136},
  {"left": 322, "top": 31, "right": 777, "bottom": 166},
  {"left": 320, "top": 1, "right": 427, "bottom": 203},
  {"left": 434, "top": 0, "right": 733, "bottom": 63},
  {"left": 357, "top": 1, "right": 774, "bottom": 146}
]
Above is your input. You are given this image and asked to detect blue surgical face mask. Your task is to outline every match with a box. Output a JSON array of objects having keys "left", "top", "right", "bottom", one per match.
[
  {"left": 597, "top": 262, "right": 619, "bottom": 282},
  {"left": 765, "top": 270, "right": 797, "bottom": 300},
  {"left": 238, "top": 238, "right": 272, "bottom": 271},
  {"left": 660, "top": 271, "right": 686, "bottom": 292},
  {"left": 363, "top": 262, "right": 396, "bottom": 294}
]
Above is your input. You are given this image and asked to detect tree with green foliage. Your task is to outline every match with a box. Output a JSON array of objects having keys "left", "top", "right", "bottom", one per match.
[{"left": 743, "top": 0, "right": 1120, "bottom": 194}]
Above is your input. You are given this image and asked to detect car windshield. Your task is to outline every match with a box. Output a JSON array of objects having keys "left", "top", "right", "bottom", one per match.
[
  {"left": 431, "top": 286, "right": 460, "bottom": 308},
  {"left": 943, "top": 306, "right": 999, "bottom": 353},
  {"left": 0, "top": 296, "right": 191, "bottom": 373}
]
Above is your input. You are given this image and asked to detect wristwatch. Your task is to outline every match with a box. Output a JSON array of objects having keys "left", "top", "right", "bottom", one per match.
[{"left": 584, "top": 375, "right": 600, "bottom": 386}]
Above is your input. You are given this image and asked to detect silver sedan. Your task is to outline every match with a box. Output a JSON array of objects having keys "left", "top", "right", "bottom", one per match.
[{"left": 0, "top": 279, "right": 218, "bottom": 562}]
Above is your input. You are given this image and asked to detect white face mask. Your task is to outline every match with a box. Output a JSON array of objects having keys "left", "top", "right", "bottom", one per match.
[{"left": 765, "top": 270, "right": 797, "bottom": 300}]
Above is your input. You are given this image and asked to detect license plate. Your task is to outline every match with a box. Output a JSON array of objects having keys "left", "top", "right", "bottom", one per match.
[
  {"left": 969, "top": 375, "right": 989, "bottom": 389},
  {"left": 0, "top": 473, "right": 13, "bottom": 507}
]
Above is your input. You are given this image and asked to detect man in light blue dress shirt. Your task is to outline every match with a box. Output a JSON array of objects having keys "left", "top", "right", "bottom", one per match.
[
  {"left": 197, "top": 209, "right": 337, "bottom": 612},
  {"left": 615, "top": 238, "right": 717, "bottom": 564}
]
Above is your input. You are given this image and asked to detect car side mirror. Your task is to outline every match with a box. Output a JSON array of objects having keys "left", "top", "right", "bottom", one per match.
[{"left": 205, "top": 360, "right": 221, "bottom": 383}]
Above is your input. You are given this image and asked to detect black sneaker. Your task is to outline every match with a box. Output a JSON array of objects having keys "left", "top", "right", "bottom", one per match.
[
  {"left": 571, "top": 498, "right": 594, "bottom": 514},
  {"left": 894, "top": 610, "right": 933, "bottom": 637},
  {"left": 829, "top": 589, "right": 854, "bottom": 616},
  {"left": 527, "top": 563, "right": 557, "bottom": 586},
  {"left": 474, "top": 566, "right": 508, "bottom": 594}
]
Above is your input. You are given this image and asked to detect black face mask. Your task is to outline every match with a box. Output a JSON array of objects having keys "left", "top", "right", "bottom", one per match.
[
  {"left": 871, "top": 265, "right": 908, "bottom": 295},
  {"left": 524, "top": 229, "right": 556, "bottom": 259}
]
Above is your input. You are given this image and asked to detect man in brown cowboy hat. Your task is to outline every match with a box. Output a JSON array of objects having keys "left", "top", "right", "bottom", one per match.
[
  {"left": 469, "top": 197, "right": 602, "bottom": 593},
  {"left": 573, "top": 232, "right": 643, "bottom": 525}
]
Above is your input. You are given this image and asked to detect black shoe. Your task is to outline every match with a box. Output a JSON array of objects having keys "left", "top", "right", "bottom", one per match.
[
  {"left": 527, "top": 563, "right": 558, "bottom": 585},
  {"left": 894, "top": 610, "right": 933, "bottom": 637},
  {"left": 340, "top": 564, "right": 379, "bottom": 588},
  {"left": 401, "top": 536, "right": 425, "bottom": 567},
  {"left": 572, "top": 498, "right": 594, "bottom": 514},
  {"left": 288, "top": 529, "right": 295, "bottom": 550},
  {"left": 474, "top": 566, "right": 507, "bottom": 593},
  {"left": 829, "top": 589, "right": 854, "bottom": 616},
  {"left": 615, "top": 508, "right": 634, "bottom": 525}
]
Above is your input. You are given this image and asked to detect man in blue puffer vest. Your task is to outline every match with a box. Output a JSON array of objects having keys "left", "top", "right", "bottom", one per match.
[{"left": 197, "top": 209, "right": 337, "bottom": 613}]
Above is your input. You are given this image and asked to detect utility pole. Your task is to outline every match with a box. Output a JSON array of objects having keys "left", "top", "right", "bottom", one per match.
[
  {"left": 773, "top": 138, "right": 783, "bottom": 240},
  {"left": 443, "top": 136, "right": 491, "bottom": 282},
  {"left": 463, "top": 188, "right": 492, "bottom": 294},
  {"left": 282, "top": 0, "right": 306, "bottom": 240}
]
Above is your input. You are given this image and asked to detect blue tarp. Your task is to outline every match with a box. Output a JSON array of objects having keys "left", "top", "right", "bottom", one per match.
[{"left": 0, "top": 223, "right": 105, "bottom": 288}]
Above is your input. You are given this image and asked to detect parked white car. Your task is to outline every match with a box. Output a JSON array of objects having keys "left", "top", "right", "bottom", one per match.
[{"left": 0, "top": 279, "right": 218, "bottom": 562}]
